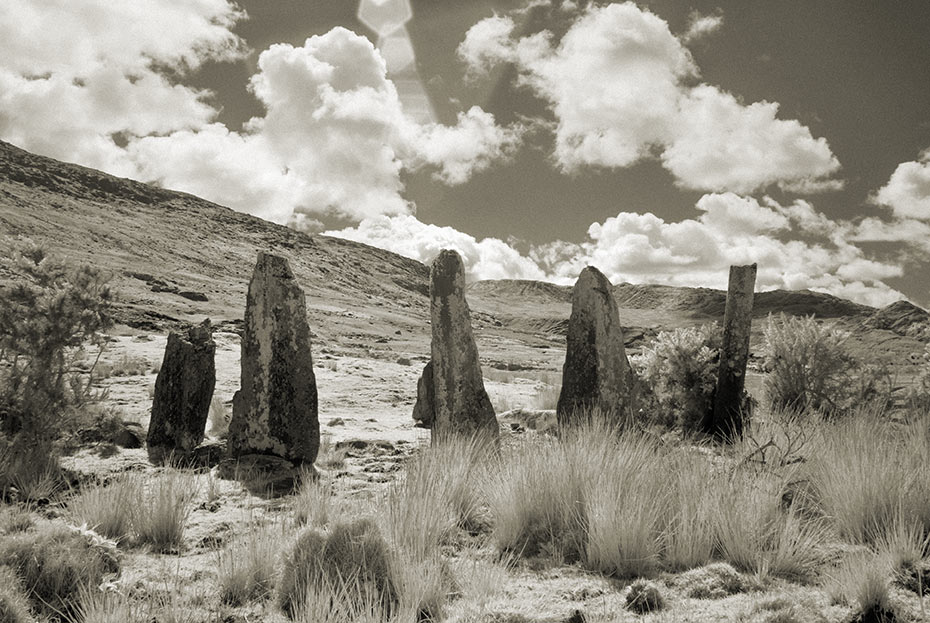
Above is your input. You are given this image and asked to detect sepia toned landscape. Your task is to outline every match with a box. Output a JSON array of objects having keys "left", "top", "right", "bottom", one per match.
[{"left": 3, "top": 2, "right": 930, "bottom": 622}]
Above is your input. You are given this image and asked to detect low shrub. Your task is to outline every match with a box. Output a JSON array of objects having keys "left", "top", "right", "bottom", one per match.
[
  {"left": 0, "top": 524, "right": 119, "bottom": 619},
  {"left": 633, "top": 324, "right": 721, "bottom": 432},
  {"left": 762, "top": 314, "right": 859, "bottom": 416}
]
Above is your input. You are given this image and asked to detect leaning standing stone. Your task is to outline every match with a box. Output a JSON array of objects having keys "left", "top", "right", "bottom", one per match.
[
  {"left": 227, "top": 252, "right": 319, "bottom": 464},
  {"left": 147, "top": 319, "right": 216, "bottom": 458},
  {"left": 556, "top": 266, "right": 635, "bottom": 427},
  {"left": 707, "top": 263, "right": 757, "bottom": 441},
  {"left": 426, "top": 250, "right": 498, "bottom": 442}
]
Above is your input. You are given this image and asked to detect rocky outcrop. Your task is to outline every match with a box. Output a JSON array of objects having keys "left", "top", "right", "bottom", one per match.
[
  {"left": 227, "top": 252, "right": 319, "bottom": 464},
  {"left": 556, "top": 266, "right": 636, "bottom": 426},
  {"left": 417, "top": 250, "right": 498, "bottom": 442},
  {"left": 147, "top": 319, "right": 215, "bottom": 457}
]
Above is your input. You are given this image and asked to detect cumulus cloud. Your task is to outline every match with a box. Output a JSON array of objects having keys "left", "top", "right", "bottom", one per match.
[
  {"left": 683, "top": 10, "right": 724, "bottom": 43},
  {"left": 0, "top": 0, "right": 246, "bottom": 175},
  {"left": 327, "top": 215, "right": 546, "bottom": 282},
  {"left": 872, "top": 148, "right": 930, "bottom": 220},
  {"left": 331, "top": 194, "right": 905, "bottom": 307},
  {"left": 459, "top": 2, "right": 842, "bottom": 194},
  {"left": 0, "top": 6, "right": 523, "bottom": 225}
]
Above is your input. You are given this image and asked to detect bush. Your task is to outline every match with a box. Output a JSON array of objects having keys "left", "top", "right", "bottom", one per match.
[
  {"left": 634, "top": 324, "right": 721, "bottom": 432},
  {"left": 762, "top": 314, "right": 861, "bottom": 415},
  {"left": 0, "top": 239, "right": 113, "bottom": 444},
  {"left": 278, "top": 519, "right": 398, "bottom": 619},
  {"left": 0, "top": 524, "right": 119, "bottom": 619}
]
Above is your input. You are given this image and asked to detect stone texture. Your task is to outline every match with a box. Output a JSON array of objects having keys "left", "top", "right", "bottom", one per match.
[
  {"left": 227, "top": 252, "right": 319, "bottom": 464},
  {"left": 412, "top": 360, "right": 435, "bottom": 428},
  {"left": 147, "top": 319, "right": 215, "bottom": 456},
  {"left": 423, "top": 250, "right": 498, "bottom": 442},
  {"left": 707, "top": 264, "right": 756, "bottom": 441},
  {"left": 557, "top": 266, "right": 636, "bottom": 426}
]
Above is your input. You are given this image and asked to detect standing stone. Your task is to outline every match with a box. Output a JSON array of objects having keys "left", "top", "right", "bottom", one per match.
[
  {"left": 412, "top": 360, "right": 435, "bottom": 429},
  {"left": 556, "top": 266, "right": 635, "bottom": 427},
  {"left": 147, "top": 319, "right": 216, "bottom": 457},
  {"left": 421, "top": 250, "right": 498, "bottom": 442},
  {"left": 227, "top": 252, "right": 319, "bottom": 464},
  {"left": 707, "top": 264, "right": 757, "bottom": 441}
]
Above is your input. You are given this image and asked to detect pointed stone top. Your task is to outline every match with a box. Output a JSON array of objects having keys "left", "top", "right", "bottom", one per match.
[
  {"left": 431, "top": 249, "right": 465, "bottom": 298},
  {"left": 255, "top": 252, "right": 294, "bottom": 278},
  {"left": 576, "top": 266, "right": 613, "bottom": 293}
]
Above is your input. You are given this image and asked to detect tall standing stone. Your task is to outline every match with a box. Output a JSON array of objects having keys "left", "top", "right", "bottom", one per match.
[
  {"left": 556, "top": 267, "right": 635, "bottom": 427},
  {"left": 228, "top": 252, "right": 319, "bottom": 464},
  {"left": 416, "top": 249, "right": 498, "bottom": 443},
  {"left": 707, "top": 264, "right": 757, "bottom": 441},
  {"left": 147, "top": 319, "right": 216, "bottom": 457}
]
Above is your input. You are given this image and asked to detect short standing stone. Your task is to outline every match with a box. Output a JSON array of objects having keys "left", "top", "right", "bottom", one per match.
[
  {"left": 425, "top": 250, "right": 498, "bottom": 442},
  {"left": 557, "top": 266, "right": 635, "bottom": 426},
  {"left": 147, "top": 319, "right": 216, "bottom": 456},
  {"left": 412, "top": 360, "right": 435, "bottom": 429},
  {"left": 227, "top": 252, "right": 319, "bottom": 464},
  {"left": 707, "top": 263, "right": 756, "bottom": 441}
]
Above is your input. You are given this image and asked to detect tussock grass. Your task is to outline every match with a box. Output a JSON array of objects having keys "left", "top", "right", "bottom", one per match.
[
  {"left": 131, "top": 471, "right": 197, "bottom": 552},
  {"left": 663, "top": 453, "right": 718, "bottom": 570},
  {"left": 825, "top": 551, "right": 892, "bottom": 612},
  {"left": 68, "top": 474, "right": 142, "bottom": 543},
  {"left": 0, "top": 566, "right": 33, "bottom": 623},
  {"left": 216, "top": 522, "right": 284, "bottom": 605},
  {"left": 294, "top": 477, "right": 333, "bottom": 529},
  {"left": 811, "top": 411, "right": 930, "bottom": 545},
  {"left": 0, "top": 503, "right": 34, "bottom": 534},
  {"left": 0, "top": 524, "right": 119, "bottom": 619}
]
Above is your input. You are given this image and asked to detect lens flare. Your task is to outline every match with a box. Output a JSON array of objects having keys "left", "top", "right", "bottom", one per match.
[{"left": 358, "top": 0, "right": 436, "bottom": 123}]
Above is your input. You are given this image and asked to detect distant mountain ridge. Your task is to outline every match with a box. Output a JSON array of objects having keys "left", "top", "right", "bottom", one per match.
[{"left": 1, "top": 139, "right": 922, "bottom": 357}]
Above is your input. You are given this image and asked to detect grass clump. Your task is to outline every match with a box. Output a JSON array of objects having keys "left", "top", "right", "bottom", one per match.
[
  {"left": 293, "top": 477, "right": 332, "bottom": 529},
  {"left": 677, "top": 562, "right": 754, "bottom": 599},
  {"left": 0, "top": 504, "right": 34, "bottom": 534},
  {"left": 624, "top": 579, "right": 665, "bottom": 613},
  {"left": 810, "top": 413, "right": 930, "bottom": 545},
  {"left": 825, "top": 551, "right": 895, "bottom": 620},
  {"left": 0, "top": 566, "right": 34, "bottom": 623},
  {"left": 278, "top": 518, "right": 398, "bottom": 619},
  {"left": 216, "top": 523, "right": 283, "bottom": 605},
  {"left": 68, "top": 474, "right": 142, "bottom": 543},
  {"left": 0, "top": 523, "right": 119, "bottom": 619},
  {"left": 131, "top": 471, "right": 197, "bottom": 552}
]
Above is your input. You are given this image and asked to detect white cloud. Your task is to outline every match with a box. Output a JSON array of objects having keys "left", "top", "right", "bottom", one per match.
[
  {"left": 873, "top": 149, "right": 930, "bottom": 220},
  {"left": 326, "top": 215, "right": 546, "bottom": 282},
  {"left": 0, "top": 8, "right": 523, "bottom": 225},
  {"left": 0, "top": 0, "right": 246, "bottom": 175},
  {"left": 459, "top": 2, "right": 842, "bottom": 194},
  {"left": 683, "top": 10, "right": 724, "bottom": 43},
  {"left": 333, "top": 194, "right": 905, "bottom": 308}
]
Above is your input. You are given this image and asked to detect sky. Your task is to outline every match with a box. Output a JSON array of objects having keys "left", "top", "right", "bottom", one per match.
[{"left": 2, "top": 1, "right": 930, "bottom": 308}]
